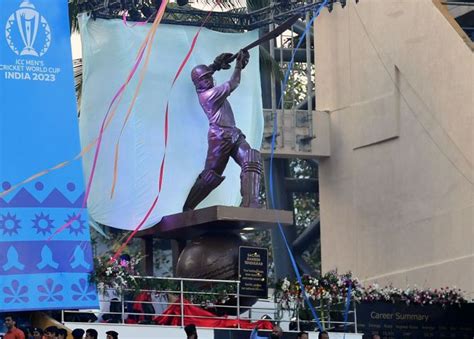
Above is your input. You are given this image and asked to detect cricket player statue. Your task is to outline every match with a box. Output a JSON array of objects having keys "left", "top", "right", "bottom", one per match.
[{"left": 183, "top": 50, "right": 263, "bottom": 211}]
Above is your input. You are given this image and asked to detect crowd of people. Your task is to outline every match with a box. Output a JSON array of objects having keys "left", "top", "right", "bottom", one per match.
[
  {"left": 5, "top": 314, "right": 382, "bottom": 338},
  {"left": 2, "top": 314, "right": 119, "bottom": 339}
]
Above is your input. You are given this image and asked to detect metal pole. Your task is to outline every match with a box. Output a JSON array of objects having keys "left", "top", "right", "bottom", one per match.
[
  {"left": 265, "top": 158, "right": 297, "bottom": 279},
  {"left": 237, "top": 281, "right": 241, "bottom": 328},
  {"left": 353, "top": 302, "right": 358, "bottom": 333},
  {"left": 121, "top": 291, "right": 125, "bottom": 324},
  {"left": 305, "top": 3, "right": 313, "bottom": 140},
  {"left": 328, "top": 304, "right": 331, "bottom": 330},
  {"left": 279, "top": 29, "right": 285, "bottom": 148},
  {"left": 297, "top": 305, "right": 300, "bottom": 332},
  {"left": 269, "top": 21, "right": 277, "bottom": 113},
  {"left": 180, "top": 280, "right": 185, "bottom": 328}
]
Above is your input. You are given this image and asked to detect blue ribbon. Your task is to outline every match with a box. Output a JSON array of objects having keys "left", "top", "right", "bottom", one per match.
[{"left": 269, "top": 0, "right": 329, "bottom": 333}]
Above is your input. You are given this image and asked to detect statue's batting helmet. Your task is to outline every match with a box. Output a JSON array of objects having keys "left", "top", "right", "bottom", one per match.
[{"left": 191, "top": 64, "right": 213, "bottom": 85}]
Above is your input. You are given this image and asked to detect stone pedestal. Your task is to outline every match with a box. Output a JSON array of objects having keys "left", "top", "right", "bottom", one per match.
[{"left": 136, "top": 205, "right": 293, "bottom": 278}]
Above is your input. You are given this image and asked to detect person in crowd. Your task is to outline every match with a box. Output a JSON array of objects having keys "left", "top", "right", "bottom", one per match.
[
  {"left": 102, "top": 298, "right": 122, "bottom": 323},
  {"left": 372, "top": 335, "right": 381, "bottom": 339},
  {"left": 249, "top": 327, "right": 267, "bottom": 339},
  {"left": 85, "top": 329, "right": 98, "bottom": 339},
  {"left": 297, "top": 331, "right": 309, "bottom": 339},
  {"left": 3, "top": 315, "right": 25, "bottom": 339},
  {"left": 184, "top": 324, "right": 198, "bottom": 339},
  {"left": 270, "top": 325, "right": 283, "bottom": 339},
  {"left": 24, "top": 327, "right": 33, "bottom": 339},
  {"left": 57, "top": 328, "right": 67, "bottom": 339},
  {"left": 44, "top": 326, "right": 58, "bottom": 339},
  {"left": 72, "top": 328, "right": 85, "bottom": 339},
  {"left": 130, "top": 291, "right": 155, "bottom": 324},
  {"left": 105, "top": 330, "right": 119, "bottom": 339},
  {"left": 318, "top": 331, "right": 330, "bottom": 339},
  {"left": 31, "top": 327, "right": 43, "bottom": 339}
]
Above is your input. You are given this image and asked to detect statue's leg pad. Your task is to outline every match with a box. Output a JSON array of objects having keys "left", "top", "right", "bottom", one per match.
[
  {"left": 183, "top": 169, "right": 225, "bottom": 211},
  {"left": 240, "top": 149, "right": 263, "bottom": 208}
]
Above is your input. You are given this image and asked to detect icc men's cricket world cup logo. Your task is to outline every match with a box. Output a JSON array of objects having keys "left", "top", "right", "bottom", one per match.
[{"left": 5, "top": 0, "right": 51, "bottom": 57}]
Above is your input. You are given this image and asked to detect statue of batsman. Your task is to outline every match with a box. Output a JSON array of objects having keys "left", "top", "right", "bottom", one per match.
[{"left": 183, "top": 50, "right": 263, "bottom": 211}]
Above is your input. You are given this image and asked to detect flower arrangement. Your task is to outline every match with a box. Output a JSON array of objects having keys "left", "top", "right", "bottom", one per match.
[
  {"left": 89, "top": 253, "right": 144, "bottom": 295},
  {"left": 275, "top": 270, "right": 467, "bottom": 309},
  {"left": 275, "top": 270, "right": 364, "bottom": 310},
  {"left": 89, "top": 254, "right": 238, "bottom": 308},
  {"left": 361, "top": 284, "right": 466, "bottom": 306}
]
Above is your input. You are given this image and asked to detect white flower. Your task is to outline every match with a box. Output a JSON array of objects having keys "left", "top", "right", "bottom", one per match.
[{"left": 281, "top": 278, "right": 291, "bottom": 291}]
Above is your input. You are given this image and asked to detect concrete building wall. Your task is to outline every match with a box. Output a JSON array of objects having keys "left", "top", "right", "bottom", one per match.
[{"left": 314, "top": 0, "right": 473, "bottom": 297}]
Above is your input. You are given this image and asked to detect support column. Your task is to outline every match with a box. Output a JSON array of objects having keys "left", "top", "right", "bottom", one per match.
[
  {"left": 264, "top": 158, "right": 297, "bottom": 280},
  {"left": 171, "top": 239, "right": 187, "bottom": 276},
  {"left": 141, "top": 237, "right": 154, "bottom": 276}
]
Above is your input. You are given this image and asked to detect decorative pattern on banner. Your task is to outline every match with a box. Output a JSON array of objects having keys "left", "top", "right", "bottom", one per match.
[{"left": 0, "top": 0, "right": 98, "bottom": 311}]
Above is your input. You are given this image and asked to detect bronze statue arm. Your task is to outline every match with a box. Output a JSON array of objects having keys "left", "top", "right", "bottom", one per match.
[
  {"left": 229, "top": 50, "right": 249, "bottom": 92},
  {"left": 229, "top": 64, "right": 242, "bottom": 92}
]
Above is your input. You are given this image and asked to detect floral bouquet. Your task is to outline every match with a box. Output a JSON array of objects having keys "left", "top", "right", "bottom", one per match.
[
  {"left": 276, "top": 270, "right": 467, "bottom": 309},
  {"left": 89, "top": 253, "right": 144, "bottom": 295},
  {"left": 275, "top": 270, "right": 363, "bottom": 329},
  {"left": 276, "top": 270, "right": 364, "bottom": 309},
  {"left": 361, "top": 284, "right": 467, "bottom": 306}
]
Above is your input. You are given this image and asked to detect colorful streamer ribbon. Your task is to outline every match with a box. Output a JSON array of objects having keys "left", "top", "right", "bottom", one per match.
[
  {"left": 49, "top": 1, "right": 169, "bottom": 240},
  {"left": 269, "top": 0, "right": 329, "bottom": 332},
  {"left": 122, "top": 10, "right": 152, "bottom": 27},
  {"left": 111, "top": 4, "right": 218, "bottom": 261},
  {"left": 110, "top": 0, "right": 170, "bottom": 198}
]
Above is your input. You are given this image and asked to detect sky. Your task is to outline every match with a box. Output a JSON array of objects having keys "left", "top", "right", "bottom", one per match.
[{"left": 71, "top": 32, "right": 82, "bottom": 59}]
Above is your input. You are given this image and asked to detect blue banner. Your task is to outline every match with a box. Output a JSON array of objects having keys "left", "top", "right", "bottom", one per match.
[
  {"left": 0, "top": 0, "right": 98, "bottom": 311},
  {"left": 356, "top": 302, "right": 474, "bottom": 338}
]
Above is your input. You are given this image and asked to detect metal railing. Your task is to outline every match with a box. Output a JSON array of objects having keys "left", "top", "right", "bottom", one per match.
[{"left": 62, "top": 276, "right": 357, "bottom": 333}]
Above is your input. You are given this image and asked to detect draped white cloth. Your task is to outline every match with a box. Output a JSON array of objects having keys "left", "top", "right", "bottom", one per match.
[{"left": 79, "top": 16, "right": 263, "bottom": 230}]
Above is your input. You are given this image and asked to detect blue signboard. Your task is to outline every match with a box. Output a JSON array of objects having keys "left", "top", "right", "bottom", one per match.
[{"left": 0, "top": 0, "right": 98, "bottom": 311}]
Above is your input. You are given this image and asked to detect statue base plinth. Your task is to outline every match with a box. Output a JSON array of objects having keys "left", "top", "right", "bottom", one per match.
[
  {"left": 136, "top": 205, "right": 293, "bottom": 240},
  {"left": 136, "top": 205, "right": 293, "bottom": 277}
]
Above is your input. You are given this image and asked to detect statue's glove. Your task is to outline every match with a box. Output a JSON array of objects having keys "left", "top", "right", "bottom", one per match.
[
  {"left": 236, "top": 49, "right": 250, "bottom": 69},
  {"left": 211, "top": 53, "right": 233, "bottom": 71}
]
